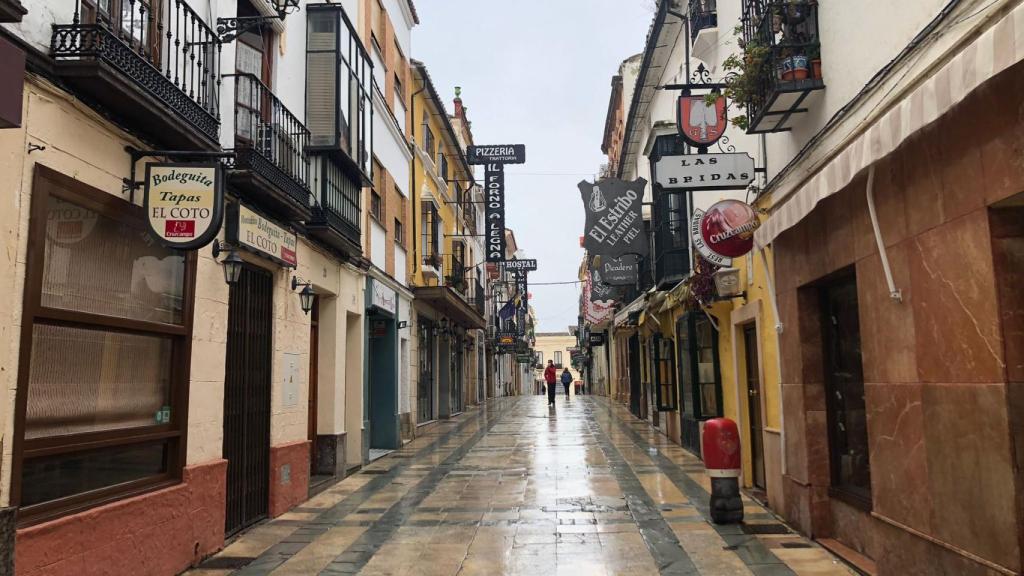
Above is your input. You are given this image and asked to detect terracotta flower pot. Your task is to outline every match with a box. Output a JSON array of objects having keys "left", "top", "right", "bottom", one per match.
[
  {"left": 812, "top": 58, "right": 822, "bottom": 79},
  {"left": 791, "top": 55, "right": 809, "bottom": 80}
]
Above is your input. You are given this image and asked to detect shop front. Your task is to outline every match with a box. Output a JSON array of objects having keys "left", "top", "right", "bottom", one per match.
[
  {"left": 757, "top": 20, "right": 1024, "bottom": 573},
  {"left": 365, "top": 278, "right": 400, "bottom": 460}
]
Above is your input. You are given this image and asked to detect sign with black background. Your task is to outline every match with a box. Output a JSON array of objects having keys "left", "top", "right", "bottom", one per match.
[
  {"left": 515, "top": 270, "right": 528, "bottom": 336},
  {"left": 589, "top": 254, "right": 638, "bottom": 286},
  {"left": 579, "top": 178, "right": 649, "bottom": 258},
  {"left": 485, "top": 163, "right": 506, "bottom": 262},
  {"left": 467, "top": 144, "right": 526, "bottom": 165},
  {"left": 590, "top": 270, "right": 619, "bottom": 304}
]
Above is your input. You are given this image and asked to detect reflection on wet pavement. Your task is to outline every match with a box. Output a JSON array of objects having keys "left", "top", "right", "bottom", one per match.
[{"left": 187, "top": 397, "right": 855, "bottom": 576}]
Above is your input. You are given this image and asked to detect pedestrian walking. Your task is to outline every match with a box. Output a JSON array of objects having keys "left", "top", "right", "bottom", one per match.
[
  {"left": 561, "top": 368, "right": 572, "bottom": 400},
  {"left": 544, "top": 360, "right": 557, "bottom": 406}
]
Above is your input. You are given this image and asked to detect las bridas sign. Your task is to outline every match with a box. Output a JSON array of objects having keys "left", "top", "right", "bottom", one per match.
[
  {"left": 655, "top": 153, "right": 755, "bottom": 190},
  {"left": 144, "top": 162, "right": 224, "bottom": 249}
]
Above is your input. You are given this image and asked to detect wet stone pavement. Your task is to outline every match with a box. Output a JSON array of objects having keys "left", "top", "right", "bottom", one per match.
[{"left": 187, "top": 397, "right": 855, "bottom": 576}]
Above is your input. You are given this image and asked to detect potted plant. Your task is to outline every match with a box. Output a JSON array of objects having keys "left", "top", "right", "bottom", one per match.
[
  {"left": 713, "top": 25, "right": 771, "bottom": 131},
  {"left": 808, "top": 44, "right": 822, "bottom": 79}
]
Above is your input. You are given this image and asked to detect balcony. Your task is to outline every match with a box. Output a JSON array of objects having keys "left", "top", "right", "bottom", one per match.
[
  {"left": 227, "top": 73, "right": 312, "bottom": 222},
  {"left": 307, "top": 153, "right": 361, "bottom": 257},
  {"left": 0, "top": 0, "right": 25, "bottom": 22},
  {"left": 689, "top": 0, "right": 717, "bottom": 58},
  {"left": 50, "top": 0, "right": 221, "bottom": 149},
  {"left": 414, "top": 253, "right": 486, "bottom": 330},
  {"left": 305, "top": 5, "right": 374, "bottom": 186},
  {"left": 739, "top": 0, "right": 824, "bottom": 133}
]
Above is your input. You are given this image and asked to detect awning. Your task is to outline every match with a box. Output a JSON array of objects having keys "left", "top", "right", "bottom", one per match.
[{"left": 755, "top": 1, "right": 1024, "bottom": 248}]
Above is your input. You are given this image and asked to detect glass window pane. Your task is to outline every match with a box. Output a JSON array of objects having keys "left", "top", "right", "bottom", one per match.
[
  {"left": 21, "top": 441, "right": 168, "bottom": 507},
  {"left": 700, "top": 383, "right": 718, "bottom": 416},
  {"left": 43, "top": 195, "right": 185, "bottom": 324},
  {"left": 25, "top": 324, "right": 173, "bottom": 439}
]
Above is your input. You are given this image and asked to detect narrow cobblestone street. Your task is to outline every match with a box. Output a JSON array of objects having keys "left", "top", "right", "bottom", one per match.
[{"left": 188, "top": 397, "right": 853, "bottom": 576}]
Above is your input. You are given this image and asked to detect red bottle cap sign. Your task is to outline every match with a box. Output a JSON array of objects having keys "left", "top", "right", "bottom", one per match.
[{"left": 699, "top": 200, "right": 760, "bottom": 259}]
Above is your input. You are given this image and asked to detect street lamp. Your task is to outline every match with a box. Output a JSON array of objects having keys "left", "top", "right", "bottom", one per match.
[
  {"left": 291, "top": 276, "right": 316, "bottom": 315},
  {"left": 211, "top": 240, "right": 243, "bottom": 285}
]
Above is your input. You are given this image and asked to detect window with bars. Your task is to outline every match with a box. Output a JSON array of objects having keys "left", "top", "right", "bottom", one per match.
[
  {"left": 14, "top": 166, "right": 193, "bottom": 523},
  {"left": 439, "top": 154, "right": 449, "bottom": 183},
  {"left": 422, "top": 114, "right": 436, "bottom": 160},
  {"left": 421, "top": 203, "right": 440, "bottom": 267}
]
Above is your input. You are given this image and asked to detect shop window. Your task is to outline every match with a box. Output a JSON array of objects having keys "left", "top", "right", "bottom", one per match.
[
  {"left": 677, "top": 313, "right": 722, "bottom": 420},
  {"left": 14, "top": 166, "right": 192, "bottom": 524},
  {"left": 654, "top": 334, "right": 678, "bottom": 411},
  {"left": 820, "top": 271, "right": 871, "bottom": 507}
]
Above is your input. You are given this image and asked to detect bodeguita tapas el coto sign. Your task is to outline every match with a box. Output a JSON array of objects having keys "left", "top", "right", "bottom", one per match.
[
  {"left": 144, "top": 162, "right": 224, "bottom": 249},
  {"left": 690, "top": 199, "right": 761, "bottom": 267}
]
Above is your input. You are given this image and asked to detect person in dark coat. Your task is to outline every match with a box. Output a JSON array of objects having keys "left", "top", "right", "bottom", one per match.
[
  {"left": 561, "top": 368, "right": 573, "bottom": 400},
  {"left": 544, "top": 360, "right": 557, "bottom": 406}
]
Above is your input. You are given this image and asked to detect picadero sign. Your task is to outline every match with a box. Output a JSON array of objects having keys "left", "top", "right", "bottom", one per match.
[
  {"left": 677, "top": 94, "right": 727, "bottom": 148},
  {"left": 579, "top": 177, "right": 649, "bottom": 258},
  {"left": 144, "top": 162, "right": 224, "bottom": 249},
  {"left": 655, "top": 153, "right": 755, "bottom": 191},
  {"left": 690, "top": 200, "right": 761, "bottom": 266},
  {"left": 485, "top": 163, "right": 506, "bottom": 262},
  {"left": 467, "top": 144, "right": 526, "bottom": 165},
  {"left": 589, "top": 254, "right": 638, "bottom": 286}
]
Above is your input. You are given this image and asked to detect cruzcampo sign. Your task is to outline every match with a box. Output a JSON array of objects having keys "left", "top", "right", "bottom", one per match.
[
  {"left": 228, "top": 203, "right": 298, "bottom": 267},
  {"left": 579, "top": 177, "right": 649, "bottom": 258},
  {"left": 144, "top": 162, "right": 224, "bottom": 249},
  {"left": 655, "top": 153, "right": 755, "bottom": 191},
  {"left": 690, "top": 200, "right": 761, "bottom": 266}
]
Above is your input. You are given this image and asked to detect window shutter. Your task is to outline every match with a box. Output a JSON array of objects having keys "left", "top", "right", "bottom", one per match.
[{"left": 306, "top": 11, "right": 338, "bottom": 147}]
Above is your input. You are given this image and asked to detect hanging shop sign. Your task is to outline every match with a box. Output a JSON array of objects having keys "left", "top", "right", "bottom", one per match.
[
  {"left": 515, "top": 271, "right": 528, "bottom": 336},
  {"left": 515, "top": 354, "right": 533, "bottom": 364},
  {"left": 677, "top": 94, "right": 727, "bottom": 148},
  {"left": 690, "top": 200, "right": 761, "bottom": 266},
  {"left": 589, "top": 254, "right": 638, "bottom": 286},
  {"left": 370, "top": 279, "right": 398, "bottom": 315},
  {"left": 228, "top": 203, "right": 298, "bottom": 267},
  {"left": 583, "top": 269, "right": 616, "bottom": 324},
  {"left": 503, "top": 259, "right": 538, "bottom": 272},
  {"left": 497, "top": 332, "right": 517, "bottom": 346},
  {"left": 143, "top": 162, "right": 224, "bottom": 249},
  {"left": 589, "top": 333, "right": 607, "bottom": 347},
  {"left": 590, "top": 270, "right": 619, "bottom": 304},
  {"left": 579, "top": 177, "right": 649, "bottom": 258},
  {"left": 467, "top": 144, "right": 526, "bottom": 165},
  {"left": 655, "top": 153, "right": 755, "bottom": 191},
  {"left": 485, "top": 163, "right": 506, "bottom": 262}
]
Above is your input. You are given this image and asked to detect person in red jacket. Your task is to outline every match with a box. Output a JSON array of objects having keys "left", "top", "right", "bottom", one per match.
[{"left": 544, "top": 360, "right": 557, "bottom": 406}]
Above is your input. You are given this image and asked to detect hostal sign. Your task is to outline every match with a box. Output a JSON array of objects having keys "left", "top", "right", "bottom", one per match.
[{"left": 144, "top": 162, "right": 224, "bottom": 249}]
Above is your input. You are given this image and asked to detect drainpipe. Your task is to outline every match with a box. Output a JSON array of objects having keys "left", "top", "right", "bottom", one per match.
[
  {"left": 866, "top": 164, "right": 903, "bottom": 302},
  {"left": 410, "top": 85, "right": 426, "bottom": 275}
]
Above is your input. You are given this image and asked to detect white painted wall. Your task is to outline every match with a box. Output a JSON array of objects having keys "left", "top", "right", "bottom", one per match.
[
  {"left": 383, "top": 0, "right": 413, "bottom": 57},
  {"left": 395, "top": 244, "right": 408, "bottom": 287},
  {"left": 374, "top": 94, "right": 412, "bottom": 193},
  {"left": 370, "top": 219, "right": 387, "bottom": 269}
]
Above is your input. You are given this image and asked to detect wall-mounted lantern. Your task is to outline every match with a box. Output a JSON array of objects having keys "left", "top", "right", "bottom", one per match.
[
  {"left": 212, "top": 240, "right": 244, "bottom": 285},
  {"left": 291, "top": 276, "right": 316, "bottom": 315}
]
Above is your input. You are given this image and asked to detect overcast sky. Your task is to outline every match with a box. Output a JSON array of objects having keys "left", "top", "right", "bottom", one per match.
[{"left": 415, "top": 1, "right": 655, "bottom": 333}]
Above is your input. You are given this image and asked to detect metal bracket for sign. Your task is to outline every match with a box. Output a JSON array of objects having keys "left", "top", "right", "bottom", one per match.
[{"left": 123, "top": 147, "right": 236, "bottom": 204}]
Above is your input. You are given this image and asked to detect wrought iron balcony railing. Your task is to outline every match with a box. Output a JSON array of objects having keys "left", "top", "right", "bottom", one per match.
[
  {"left": 308, "top": 153, "right": 361, "bottom": 253},
  {"left": 740, "top": 0, "right": 825, "bottom": 133},
  {"left": 229, "top": 73, "right": 312, "bottom": 217},
  {"left": 689, "top": 0, "right": 717, "bottom": 42},
  {"left": 51, "top": 0, "right": 221, "bottom": 146}
]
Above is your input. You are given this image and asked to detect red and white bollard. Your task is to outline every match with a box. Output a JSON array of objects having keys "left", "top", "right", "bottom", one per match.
[{"left": 702, "top": 417, "right": 743, "bottom": 524}]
